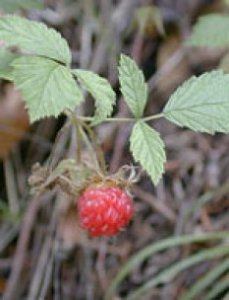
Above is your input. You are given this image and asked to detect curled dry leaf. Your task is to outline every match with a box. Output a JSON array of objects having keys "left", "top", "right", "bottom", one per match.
[{"left": 0, "top": 84, "right": 29, "bottom": 158}]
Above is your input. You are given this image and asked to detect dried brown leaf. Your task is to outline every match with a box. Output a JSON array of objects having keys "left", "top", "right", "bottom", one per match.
[{"left": 0, "top": 84, "right": 29, "bottom": 158}]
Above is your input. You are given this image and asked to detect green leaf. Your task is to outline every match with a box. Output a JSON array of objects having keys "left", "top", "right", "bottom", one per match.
[
  {"left": 0, "top": 48, "right": 19, "bottom": 80},
  {"left": 118, "top": 54, "right": 148, "bottom": 118},
  {"left": 187, "top": 14, "right": 229, "bottom": 48},
  {"left": 0, "top": 0, "right": 43, "bottom": 13},
  {"left": 163, "top": 71, "right": 229, "bottom": 134},
  {"left": 130, "top": 121, "right": 166, "bottom": 185},
  {"left": 12, "top": 56, "right": 83, "bottom": 122},
  {"left": 0, "top": 15, "right": 70, "bottom": 65},
  {"left": 72, "top": 70, "right": 116, "bottom": 124}
]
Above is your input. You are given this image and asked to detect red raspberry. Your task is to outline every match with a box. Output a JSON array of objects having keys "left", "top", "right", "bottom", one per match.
[{"left": 77, "top": 186, "right": 134, "bottom": 237}]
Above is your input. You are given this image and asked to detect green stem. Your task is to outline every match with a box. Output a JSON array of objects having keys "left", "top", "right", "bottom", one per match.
[
  {"left": 64, "top": 110, "right": 164, "bottom": 173},
  {"left": 77, "top": 112, "right": 164, "bottom": 123},
  {"left": 78, "top": 125, "right": 102, "bottom": 174},
  {"left": 65, "top": 109, "right": 106, "bottom": 174},
  {"left": 48, "top": 121, "right": 70, "bottom": 170},
  {"left": 142, "top": 113, "right": 164, "bottom": 122},
  {"left": 77, "top": 116, "right": 134, "bottom": 122},
  {"left": 81, "top": 122, "right": 107, "bottom": 174},
  {"left": 75, "top": 119, "right": 82, "bottom": 163},
  {"left": 65, "top": 110, "right": 82, "bottom": 163}
]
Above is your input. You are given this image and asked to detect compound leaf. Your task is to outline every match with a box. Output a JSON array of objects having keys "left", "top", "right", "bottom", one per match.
[
  {"left": 130, "top": 121, "right": 166, "bottom": 185},
  {"left": 163, "top": 71, "right": 229, "bottom": 134},
  {"left": 12, "top": 56, "right": 83, "bottom": 122},
  {"left": 72, "top": 70, "right": 116, "bottom": 124},
  {"left": 119, "top": 54, "right": 148, "bottom": 118},
  {"left": 0, "top": 15, "right": 70, "bottom": 65},
  {"left": 187, "top": 14, "right": 229, "bottom": 48}
]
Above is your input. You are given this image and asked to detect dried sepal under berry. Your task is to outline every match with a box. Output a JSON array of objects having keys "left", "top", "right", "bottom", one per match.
[{"left": 77, "top": 186, "right": 134, "bottom": 237}]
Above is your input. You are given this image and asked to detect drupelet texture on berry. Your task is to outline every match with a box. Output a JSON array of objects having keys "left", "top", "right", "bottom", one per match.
[{"left": 77, "top": 186, "right": 134, "bottom": 236}]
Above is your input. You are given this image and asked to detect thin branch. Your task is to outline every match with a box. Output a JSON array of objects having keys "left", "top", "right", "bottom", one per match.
[{"left": 3, "top": 191, "right": 55, "bottom": 300}]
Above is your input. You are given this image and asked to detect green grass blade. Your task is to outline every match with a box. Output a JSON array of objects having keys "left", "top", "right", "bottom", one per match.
[
  {"left": 205, "top": 275, "right": 229, "bottom": 300},
  {"left": 105, "top": 231, "right": 229, "bottom": 300},
  {"left": 181, "top": 258, "right": 229, "bottom": 300},
  {"left": 125, "top": 245, "right": 229, "bottom": 300}
]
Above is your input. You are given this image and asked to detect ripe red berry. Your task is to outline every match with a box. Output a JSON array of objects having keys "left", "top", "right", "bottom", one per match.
[{"left": 77, "top": 186, "right": 134, "bottom": 237}]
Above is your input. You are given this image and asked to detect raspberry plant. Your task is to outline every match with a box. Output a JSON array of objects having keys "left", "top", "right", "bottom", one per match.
[{"left": 1, "top": 15, "right": 229, "bottom": 235}]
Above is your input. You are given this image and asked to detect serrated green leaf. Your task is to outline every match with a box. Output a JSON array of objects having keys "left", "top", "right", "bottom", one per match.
[
  {"left": 0, "top": 0, "right": 43, "bottom": 13},
  {"left": 72, "top": 70, "right": 116, "bottom": 124},
  {"left": 187, "top": 14, "right": 229, "bottom": 48},
  {"left": 119, "top": 54, "right": 148, "bottom": 118},
  {"left": 130, "top": 121, "right": 166, "bottom": 185},
  {"left": 12, "top": 56, "right": 83, "bottom": 122},
  {"left": 0, "top": 15, "right": 70, "bottom": 65},
  {"left": 163, "top": 71, "right": 229, "bottom": 134},
  {"left": 0, "top": 48, "right": 19, "bottom": 80}
]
